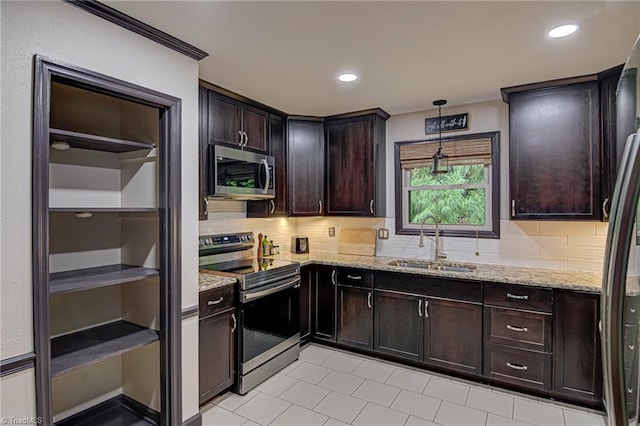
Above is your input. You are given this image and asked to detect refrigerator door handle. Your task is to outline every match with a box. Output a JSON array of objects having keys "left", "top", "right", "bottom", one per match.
[{"left": 601, "top": 132, "right": 640, "bottom": 426}]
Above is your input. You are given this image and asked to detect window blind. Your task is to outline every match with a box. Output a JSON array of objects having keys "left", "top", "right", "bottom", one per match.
[{"left": 399, "top": 137, "right": 492, "bottom": 169}]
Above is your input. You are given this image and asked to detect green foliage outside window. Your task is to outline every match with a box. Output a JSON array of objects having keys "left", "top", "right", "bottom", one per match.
[{"left": 408, "top": 165, "right": 486, "bottom": 226}]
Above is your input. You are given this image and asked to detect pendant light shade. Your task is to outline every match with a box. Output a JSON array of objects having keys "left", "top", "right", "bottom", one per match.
[{"left": 432, "top": 99, "right": 449, "bottom": 175}]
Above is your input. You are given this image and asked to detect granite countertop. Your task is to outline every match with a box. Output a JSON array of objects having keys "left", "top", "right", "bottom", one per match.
[
  {"left": 274, "top": 251, "right": 606, "bottom": 294},
  {"left": 198, "top": 271, "right": 237, "bottom": 292}
]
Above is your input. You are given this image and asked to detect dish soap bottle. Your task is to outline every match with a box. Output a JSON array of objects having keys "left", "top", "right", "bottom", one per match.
[
  {"left": 269, "top": 239, "right": 275, "bottom": 256},
  {"left": 262, "top": 235, "right": 270, "bottom": 257}
]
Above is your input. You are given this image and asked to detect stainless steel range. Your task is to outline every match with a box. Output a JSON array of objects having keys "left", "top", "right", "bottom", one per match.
[{"left": 199, "top": 232, "right": 301, "bottom": 394}]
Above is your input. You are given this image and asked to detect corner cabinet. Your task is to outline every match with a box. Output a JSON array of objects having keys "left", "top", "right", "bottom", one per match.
[
  {"left": 33, "top": 57, "right": 181, "bottom": 425},
  {"left": 288, "top": 117, "right": 326, "bottom": 216},
  {"left": 324, "top": 110, "right": 389, "bottom": 216}
]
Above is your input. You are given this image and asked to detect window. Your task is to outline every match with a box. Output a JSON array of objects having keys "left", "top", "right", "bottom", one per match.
[{"left": 394, "top": 131, "right": 500, "bottom": 238}]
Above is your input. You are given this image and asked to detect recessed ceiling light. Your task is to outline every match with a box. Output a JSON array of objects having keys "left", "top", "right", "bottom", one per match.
[
  {"left": 338, "top": 73, "right": 358, "bottom": 83},
  {"left": 548, "top": 24, "right": 579, "bottom": 39}
]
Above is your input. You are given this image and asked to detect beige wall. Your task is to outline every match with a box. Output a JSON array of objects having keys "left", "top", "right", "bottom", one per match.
[{"left": 0, "top": 0, "right": 200, "bottom": 421}]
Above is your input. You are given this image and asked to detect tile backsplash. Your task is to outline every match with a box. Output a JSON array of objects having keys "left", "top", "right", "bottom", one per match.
[{"left": 201, "top": 201, "right": 614, "bottom": 272}]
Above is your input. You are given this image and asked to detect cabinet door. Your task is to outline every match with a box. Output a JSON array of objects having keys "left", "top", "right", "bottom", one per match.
[
  {"left": 509, "top": 82, "right": 600, "bottom": 220},
  {"left": 288, "top": 119, "right": 325, "bottom": 216},
  {"left": 247, "top": 114, "right": 287, "bottom": 217},
  {"left": 424, "top": 299, "right": 482, "bottom": 375},
  {"left": 314, "top": 266, "right": 336, "bottom": 341},
  {"left": 242, "top": 105, "right": 268, "bottom": 153},
  {"left": 554, "top": 291, "right": 602, "bottom": 403},
  {"left": 374, "top": 290, "right": 424, "bottom": 362},
  {"left": 199, "top": 310, "right": 236, "bottom": 405},
  {"left": 199, "top": 87, "right": 209, "bottom": 220},
  {"left": 337, "top": 285, "right": 373, "bottom": 349},
  {"left": 325, "top": 117, "right": 375, "bottom": 216},
  {"left": 208, "top": 92, "right": 242, "bottom": 148},
  {"left": 300, "top": 266, "right": 312, "bottom": 341}
]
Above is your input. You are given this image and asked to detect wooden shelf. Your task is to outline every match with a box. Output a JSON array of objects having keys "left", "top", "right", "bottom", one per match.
[
  {"left": 49, "top": 207, "right": 159, "bottom": 213},
  {"left": 51, "top": 320, "right": 159, "bottom": 377},
  {"left": 50, "top": 128, "right": 155, "bottom": 153},
  {"left": 55, "top": 395, "right": 157, "bottom": 426},
  {"left": 50, "top": 264, "right": 159, "bottom": 295}
]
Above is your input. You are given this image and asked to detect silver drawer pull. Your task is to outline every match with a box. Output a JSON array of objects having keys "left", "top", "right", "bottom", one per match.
[
  {"left": 207, "top": 297, "right": 224, "bottom": 306},
  {"left": 630, "top": 344, "right": 635, "bottom": 350},
  {"left": 506, "top": 362, "right": 528, "bottom": 371},
  {"left": 631, "top": 308, "right": 636, "bottom": 313},
  {"left": 347, "top": 275, "right": 362, "bottom": 280},
  {"left": 506, "top": 293, "right": 528, "bottom": 300},
  {"left": 506, "top": 325, "right": 528, "bottom": 333},
  {"left": 629, "top": 387, "right": 635, "bottom": 394}
]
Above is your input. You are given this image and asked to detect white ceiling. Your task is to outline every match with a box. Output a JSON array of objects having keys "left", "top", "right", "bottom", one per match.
[{"left": 104, "top": 1, "right": 640, "bottom": 116}]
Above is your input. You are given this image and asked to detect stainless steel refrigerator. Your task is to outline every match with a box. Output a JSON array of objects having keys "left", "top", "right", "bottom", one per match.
[{"left": 601, "top": 34, "right": 640, "bottom": 426}]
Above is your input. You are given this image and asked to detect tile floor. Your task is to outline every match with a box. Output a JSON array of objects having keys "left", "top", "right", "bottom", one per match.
[{"left": 201, "top": 343, "right": 607, "bottom": 426}]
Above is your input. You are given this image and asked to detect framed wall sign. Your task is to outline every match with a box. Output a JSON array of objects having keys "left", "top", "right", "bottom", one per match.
[{"left": 425, "top": 113, "right": 469, "bottom": 134}]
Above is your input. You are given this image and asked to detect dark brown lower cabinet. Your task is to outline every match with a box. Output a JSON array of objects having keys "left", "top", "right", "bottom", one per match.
[
  {"left": 424, "top": 299, "right": 483, "bottom": 375},
  {"left": 374, "top": 290, "right": 423, "bottom": 362},
  {"left": 315, "top": 266, "right": 336, "bottom": 341},
  {"left": 199, "top": 308, "right": 236, "bottom": 406},
  {"left": 337, "top": 285, "right": 373, "bottom": 349},
  {"left": 554, "top": 291, "right": 602, "bottom": 403},
  {"left": 300, "top": 266, "right": 312, "bottom": 341},
  {"left": 485, "top": 343, "right": 552, "bottom": 390}
]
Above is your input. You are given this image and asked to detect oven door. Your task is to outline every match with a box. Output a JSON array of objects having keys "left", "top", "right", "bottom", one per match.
[
  {"left": 239, "top": 277, "right": 300, "bottom": 374},
  {"left": 208, "top": 145, "right": 274, "bottom": 199}
]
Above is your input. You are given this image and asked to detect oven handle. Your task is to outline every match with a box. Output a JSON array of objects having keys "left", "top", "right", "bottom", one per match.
[{"left": 242, "top": 277, "right": 300, "bottom": 303}]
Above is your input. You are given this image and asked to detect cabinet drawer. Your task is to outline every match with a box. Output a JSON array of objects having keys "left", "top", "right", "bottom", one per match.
[
  {"left": 200, "top": 285, "right": 235, "bottom": 318},
  {"left": 485, "top": 344, "right": 552, "bottom": 390},
  {"left": 337, "top": 268, "right": 373, "bottom": 289},
  {"left": 485, "top": 283, "right": 552, "bottom": 313},
  {"left": 485, "top": 307, "right": 552, "bottom": 352}
]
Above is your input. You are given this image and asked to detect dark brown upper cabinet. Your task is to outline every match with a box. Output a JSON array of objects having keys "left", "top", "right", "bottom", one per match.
[
  {"left": 288, "top": 117, "right": 326, "bottom": 216},
  {"left": 325, "top": 109, "right": 389, "bottom": 216},
  {"left": 247, "top": 114, "right": 287, "bottom": 217},
  {"left": 208, "top": 91, "right": 268, "bottom": 153},
  {"left": 504, "top": 80, "right": 600, "bottom": 220},
  {"left": 502, "top": 66, "right": 625, "bottom": 221}
]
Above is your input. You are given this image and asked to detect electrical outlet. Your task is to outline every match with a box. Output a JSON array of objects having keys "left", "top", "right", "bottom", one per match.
[
  {"left": 328, "top": 227, "right": 335, "bottom": 237},
  {"left": 378, "top": 228, "right": 389, "bottom": 240}
]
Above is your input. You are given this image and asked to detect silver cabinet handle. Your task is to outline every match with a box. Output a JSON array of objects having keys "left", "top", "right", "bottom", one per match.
[
  {"left": 507, "top": 325, "right": 528, "bottom": 333},
  {"left": 506, "top": 293, "right": 528, "bottom": 300},
  {"left": 418, "top": 300, "right": 422, "bottom": 317},
  {"left": 367, "top": 292, "right": 372, "bottom": 309},
  {"left": 629, "top": 387, "right": 635, "bottom": 394},
  {"left": 511, "top": 200, "right": 516, "bottom": 217},
  {"left": 269, "top": 199, "right": 275, "bottom": 215},
  {"left": 243, "top": 131, "right": 248, "bottom": 147},
  {"left": 207, "top": 297, "right": 224, "bottom": 306},
  {"left": 318, "top": 200, "right": 323, "bottom": 214},
  {"left": 347, "top": 275, "right": 362, "bottom": 280},
  {"left": 203, "top": 196, "right": 209, "bottom": 215},
  {"left": 331, "top": 269, "right": 336, "bottom": 285},
  {"left": 424, "top": 300, "right": 429, "bottom": 318},
  {"left": 238, "top": 130, "right": 244, "bottom": 147},
  {"left": 603, "top": 197, "right": 610, "bottom": 220},
  {"left": 231, "top": 313, "right": 237, "bottom": 333},
  {"left": 370, "top": 199, "right": 374, "bottom": 215},
  {"left": 630, "top": 344, "right": 635, "bottom": 350},
  {"left": 631, "top": 308, "right": 636, "bottom": 313},
  {"left": 506, "top": 362, "right": 528, "bottom": 371}
]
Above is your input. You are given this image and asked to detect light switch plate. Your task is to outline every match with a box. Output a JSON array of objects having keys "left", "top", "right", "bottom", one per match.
[
  {"left": 378, "top": 228, "right": 389, "bottom": 240},
  {"left": 328, "top": 227, "right": 335, "bottom": 237}
]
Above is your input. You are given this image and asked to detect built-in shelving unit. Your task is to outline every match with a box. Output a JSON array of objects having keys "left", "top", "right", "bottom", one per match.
[
  {"left": 51, "top": 320, "right": 160, "bottom": 377},
  {"left": 50, "top": 128, "right": 155, "bottom": 153},
  {"left": 33, "top": 56, "right": 182, "bottom": 425},
  {"left": 50, "top": 264, "right": 159, "bottom": 294}
]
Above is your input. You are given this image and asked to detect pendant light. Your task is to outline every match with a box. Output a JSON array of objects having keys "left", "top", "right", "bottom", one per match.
[{"left": 432, "top": 99, "right": 449, "bottom": 175}]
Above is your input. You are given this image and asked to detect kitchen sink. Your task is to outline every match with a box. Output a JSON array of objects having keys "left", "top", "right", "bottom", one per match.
[{"left": 387, "top": 260, "right": 477, "bottom": 273}]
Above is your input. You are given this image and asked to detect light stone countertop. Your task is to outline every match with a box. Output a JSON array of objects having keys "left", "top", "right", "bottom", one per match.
[
  {"left": 198, "top": 271, "right": 237, "bottom": 292},
  {"left": 276, "top": 251, "right": 606, "bottom": 294}
]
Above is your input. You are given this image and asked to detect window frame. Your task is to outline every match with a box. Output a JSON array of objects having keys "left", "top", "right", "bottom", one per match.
[{"left": 394, "top": 131, "right": 501, "bottom": 239}]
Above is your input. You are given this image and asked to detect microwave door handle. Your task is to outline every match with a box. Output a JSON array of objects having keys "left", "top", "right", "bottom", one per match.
[{"left": 261, "top": 158, "right": 270, "bottom": 194}]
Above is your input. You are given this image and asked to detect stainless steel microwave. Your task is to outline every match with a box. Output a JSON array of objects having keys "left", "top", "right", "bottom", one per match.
[{"left": 207, "top": 145, "right": 275, "bottom": 200}]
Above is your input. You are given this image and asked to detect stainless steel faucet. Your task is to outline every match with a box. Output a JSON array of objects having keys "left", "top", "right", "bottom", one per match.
[{"left": 419, "top": 214, "right": 447, "bottom": 261}]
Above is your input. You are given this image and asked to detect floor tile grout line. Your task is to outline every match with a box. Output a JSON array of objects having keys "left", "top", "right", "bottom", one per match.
[{"left": 432, "top": 398, "right": 444, "bottom": 424}]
